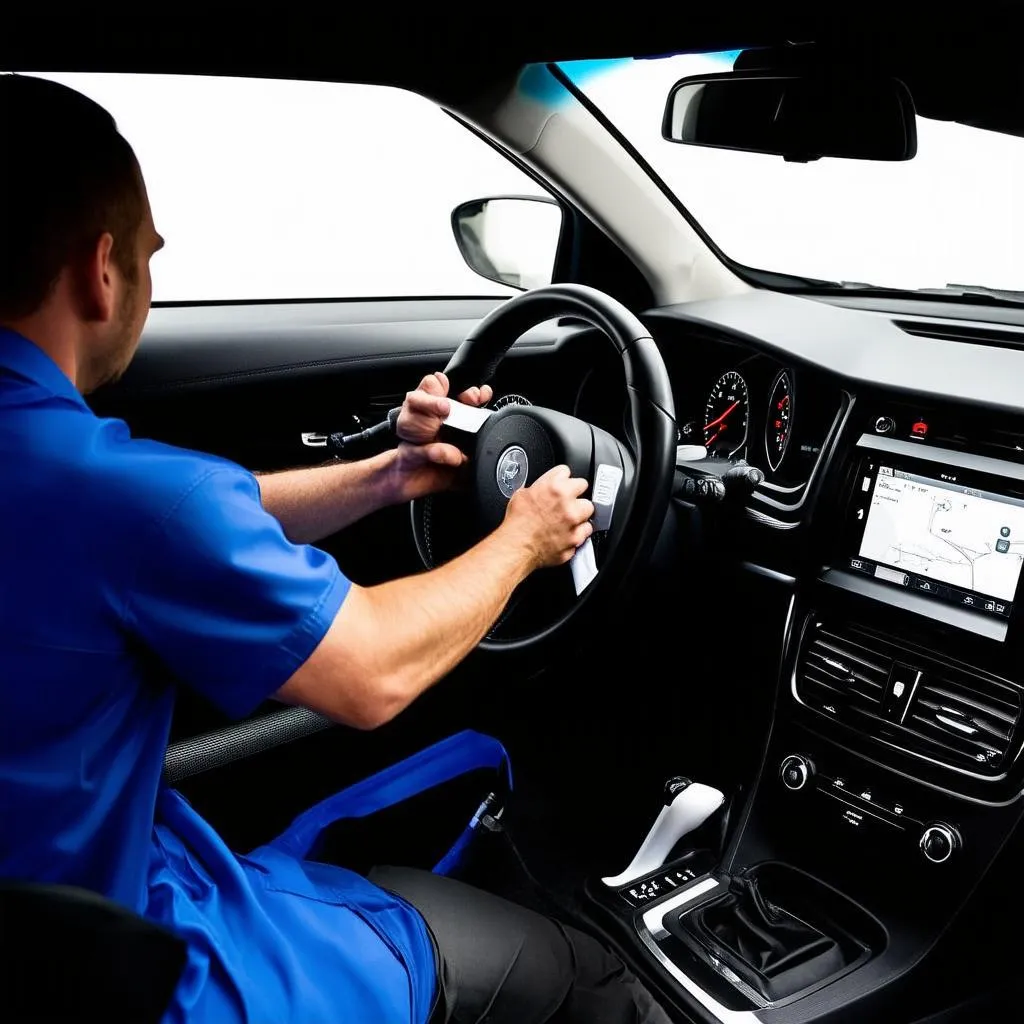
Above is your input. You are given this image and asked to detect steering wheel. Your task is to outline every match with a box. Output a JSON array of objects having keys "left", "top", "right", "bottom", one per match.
[{"left": 411, "top": 284, "right": 676, "bottom": 653}]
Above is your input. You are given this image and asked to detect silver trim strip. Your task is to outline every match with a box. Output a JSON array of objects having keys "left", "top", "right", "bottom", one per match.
[
  {"left": 744, "top": 506, "right": 800, "bottom": 530},
  {"left": 739, "top": 561, "right": 798, "bottom": 585},
  {"left": 759, "top": 478, "right": 805, "bottom": 496},
  {"left": 935, "top": 713, "right": 978, "bottom": 735},
  {"left": 635, "top": 878, "right": 759, "bottom": 1023},
  {"left": 641, "top": 877, "right": 720, "bottom": 939},
  {"left": 856, "top": 433, "right": 1024, "bottom": 482},
  {"left": 746, "top": 392, "right": 853, "bottom": 527},
  {"left": 898, "top": 670, "right": 923, "bottom": 725}
]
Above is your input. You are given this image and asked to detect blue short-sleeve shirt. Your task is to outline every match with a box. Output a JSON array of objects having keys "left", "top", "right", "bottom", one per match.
[{"left": 0, "top": 329, "right": 435, "bottom": 1023}]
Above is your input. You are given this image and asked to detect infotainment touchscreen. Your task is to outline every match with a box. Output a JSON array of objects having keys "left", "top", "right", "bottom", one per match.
[{"left": 849, "top": 464, "right": 1024, "bottom": 618}]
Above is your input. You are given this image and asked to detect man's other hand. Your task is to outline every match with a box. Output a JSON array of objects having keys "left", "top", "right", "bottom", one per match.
[
  {"left": 390, "top": 372, "right": 493, "bottom": 501},
  {"left": 502, "top": 465, "right": 595, "bottom": 570}
]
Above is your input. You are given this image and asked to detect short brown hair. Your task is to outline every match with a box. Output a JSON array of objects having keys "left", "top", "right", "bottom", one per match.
[{"left": 0, "top": 74, "right": 145, "bottom": 320}]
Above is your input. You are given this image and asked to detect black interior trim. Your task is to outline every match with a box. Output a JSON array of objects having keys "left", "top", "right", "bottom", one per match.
[{"left": 100, "top": 299, "right": 592, "bottom": 397}]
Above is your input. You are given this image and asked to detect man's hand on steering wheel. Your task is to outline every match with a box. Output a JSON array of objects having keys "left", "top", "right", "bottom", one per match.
[{"left": 389, "top": 371, "right": 493, "bottom": 502}]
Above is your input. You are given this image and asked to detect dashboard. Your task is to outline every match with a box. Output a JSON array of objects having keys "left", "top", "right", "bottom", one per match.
[
  {"left": 489, "top": 314, "right": 845, "bottom": 499},
  {"left": 613, "top": 291, "right": 1024, "bottom": 1022}
]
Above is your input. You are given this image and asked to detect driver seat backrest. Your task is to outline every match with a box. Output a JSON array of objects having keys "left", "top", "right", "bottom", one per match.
[{"left": 0, "top": 881, "right": 186, "bottom": 1023}]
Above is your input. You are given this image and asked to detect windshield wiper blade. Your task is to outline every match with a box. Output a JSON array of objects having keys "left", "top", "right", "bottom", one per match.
[
  {"left": 925, "top": 284, "right": 1024, "bottom": 305},
  {"left": 790, "top": 280, "right": 1024, "bottom": 308},
  {"left": 738, "top": 267, "right": 1024, "bottom": 307}
]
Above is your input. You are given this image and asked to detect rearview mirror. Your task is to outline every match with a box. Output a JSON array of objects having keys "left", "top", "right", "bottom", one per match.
[
  {"left": 662, "top": 71, "right": 917, "bottom": 162},
  {"left": 451, "top": 196, "right": 562, "bottom": 290}
]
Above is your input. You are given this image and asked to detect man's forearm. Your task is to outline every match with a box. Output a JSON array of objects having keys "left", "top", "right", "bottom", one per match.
[
  {"left": 277, "top": 520, "right": 539, "bottom": 728},
  {"left": 256, "top": 450, "right": 402, "bottom": 543},
  {"left": 358, "top": 522, "right": 536, "bottom": 701}
]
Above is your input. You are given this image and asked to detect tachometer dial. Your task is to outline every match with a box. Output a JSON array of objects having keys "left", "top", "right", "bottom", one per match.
[
  {"left": 765, "top": 370, "right": 794, "bottom": 471},
  {"left": 704, "top": 371, "right": 749, "bottom": 457}
]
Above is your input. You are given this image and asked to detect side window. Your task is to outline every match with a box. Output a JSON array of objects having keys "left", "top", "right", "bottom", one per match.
[{"left": 34, "top": 73, "right": 560, "bottom": 302}]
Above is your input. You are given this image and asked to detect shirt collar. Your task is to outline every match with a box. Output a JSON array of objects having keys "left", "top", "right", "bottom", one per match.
[{"left": 0, "top": 328, "right": 88, "bottom": 408}]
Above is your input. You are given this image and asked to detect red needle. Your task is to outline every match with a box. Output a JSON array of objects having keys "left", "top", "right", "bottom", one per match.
[
  {"left": 705, "top": 430, "right": 721, "bottom": 447},
  {"left": 703, "top": 400, "right": 740, "bottom": 433}
]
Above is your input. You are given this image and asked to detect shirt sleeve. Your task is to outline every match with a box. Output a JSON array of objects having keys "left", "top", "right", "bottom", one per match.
[{"left": 124, "top": 466, "right": 350, "bottom": 718}]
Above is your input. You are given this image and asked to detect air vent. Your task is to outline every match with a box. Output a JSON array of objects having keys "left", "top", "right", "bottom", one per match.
[
  {"left": 796, "top": 622, "right": 892, "bottom": 719},
  {"left": 903, "top": 671, "right": 1021, "bottom": 771},
  {"left": 893, "top": 319, "right": 1024, "bottom": 352},
  {"left": 795, "top": 617, "right": 1024, "bottom": 779}
]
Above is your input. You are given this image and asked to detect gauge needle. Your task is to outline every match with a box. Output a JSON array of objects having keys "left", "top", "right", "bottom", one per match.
[{"left": 703, "top": 401, "right": 740, "bottom": 434}]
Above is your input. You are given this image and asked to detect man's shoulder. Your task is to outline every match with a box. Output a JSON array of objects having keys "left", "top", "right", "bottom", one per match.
[{"left": 69, "top": 415, "right": 255, "bottom": 526}]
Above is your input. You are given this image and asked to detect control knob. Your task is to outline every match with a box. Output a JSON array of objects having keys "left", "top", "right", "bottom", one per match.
[
  {"left": 920, "top": 823, "right": 961, "bottom": 864},
  {"left": 780, "top": 754, "right": 814, "bottom": 791}
]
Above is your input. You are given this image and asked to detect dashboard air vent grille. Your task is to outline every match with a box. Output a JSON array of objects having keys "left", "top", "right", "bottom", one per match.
[
  {"left": 904, "top": 671, "right": 1021, "bottom": 770},
  {"left": 893, "top": 319, "right": 1024, "bottom": 352},
  {"left": 796, "top": 623, "right": 891, "bottom": 719},
  {"left": 795, "top": 617, "right": 1023, "bottom": 778}
]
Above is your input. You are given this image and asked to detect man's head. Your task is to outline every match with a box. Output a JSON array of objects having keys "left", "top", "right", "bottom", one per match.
[{"left": 0, "top": 74, "right": 163, "bottom": 391}]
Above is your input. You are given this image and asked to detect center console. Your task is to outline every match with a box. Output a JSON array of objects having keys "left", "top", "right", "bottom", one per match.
[{"left": 585, "top": 396, "right": 1024, "bottom": 1023}]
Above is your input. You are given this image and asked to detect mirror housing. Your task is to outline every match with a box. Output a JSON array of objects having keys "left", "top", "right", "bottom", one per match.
[
  {"left": 662, "top": 70, "right": 917, "bottom": 162},
  {"left": 451, "top": 195, "right": 562, "bottom": 290}
]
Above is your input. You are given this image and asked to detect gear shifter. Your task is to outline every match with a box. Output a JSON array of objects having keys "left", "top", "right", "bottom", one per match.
[{"left": 602, "top": 777, "right": 725, "bottom": 888}]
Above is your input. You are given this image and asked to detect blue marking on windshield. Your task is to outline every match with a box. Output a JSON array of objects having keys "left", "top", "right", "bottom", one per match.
[
  {"left": 522, "top": 51, "right": 741, "bottom": 104},
  {"left": 520, "top": 59, "right": 630, "bottom": 103}
]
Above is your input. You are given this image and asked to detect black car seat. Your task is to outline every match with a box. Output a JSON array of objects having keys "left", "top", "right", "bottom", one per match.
[{"left": 0, "top": 881, "right": 186, "bottom": 1023}]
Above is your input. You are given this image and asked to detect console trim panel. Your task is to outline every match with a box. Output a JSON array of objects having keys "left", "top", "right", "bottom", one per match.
[
  {"left": 819, "top": 568, "right": 1008, "bottom": 642},
  {"left": 635, "top": 877, "right": 760, "bottom": 1024}
]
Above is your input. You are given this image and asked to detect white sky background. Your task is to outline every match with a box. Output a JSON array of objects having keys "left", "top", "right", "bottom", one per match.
[
  {"left": 570, "top": 54, "right": 1024, "bottom": 292},
  {"left": 34, "top": 73, "right": 547, "bottom": 301},
  {"left": 34, "top": 60, "right": 1024, "bottom": 298}
]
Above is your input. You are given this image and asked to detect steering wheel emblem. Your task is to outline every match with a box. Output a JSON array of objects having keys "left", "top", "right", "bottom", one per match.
[{"left": 496, "top": 446, "right": 529, "bottom": 499}]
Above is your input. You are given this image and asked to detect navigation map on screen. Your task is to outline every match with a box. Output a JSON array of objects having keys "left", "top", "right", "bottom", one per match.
[{"left": 859, "top": 467, "right": 1024, "bottom": 602}]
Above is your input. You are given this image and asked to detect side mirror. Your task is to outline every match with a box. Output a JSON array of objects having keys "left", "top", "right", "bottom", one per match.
[
  {"left": 451, "top": 196, "right": 562, "bottom": 290},
  {"left": 663, "top": 70, "right": 917, "bottom": 162}
]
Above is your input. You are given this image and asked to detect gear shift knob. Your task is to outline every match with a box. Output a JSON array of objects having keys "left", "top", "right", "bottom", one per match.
[{"left": 602, "top": 777, "right": 724, "bottom": 888}]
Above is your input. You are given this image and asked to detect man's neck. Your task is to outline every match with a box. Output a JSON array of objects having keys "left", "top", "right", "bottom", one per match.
[{"left": 1, "top": 313, "right": 82, "bottom": 391}]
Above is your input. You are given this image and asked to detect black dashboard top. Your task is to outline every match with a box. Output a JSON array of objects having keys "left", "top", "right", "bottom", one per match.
[{"left": 649, "top": 290, "right": 1024, "bottom": 418}]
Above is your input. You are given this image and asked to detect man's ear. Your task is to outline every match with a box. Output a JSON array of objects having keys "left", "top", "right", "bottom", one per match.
[{"left": 77, "top": 232, "right": 117, "bottom": 323}]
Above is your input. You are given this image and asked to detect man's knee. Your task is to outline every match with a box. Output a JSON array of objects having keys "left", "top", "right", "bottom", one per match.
[{"left": 370, "top": 866, "right": 573, "bottom": 1021}]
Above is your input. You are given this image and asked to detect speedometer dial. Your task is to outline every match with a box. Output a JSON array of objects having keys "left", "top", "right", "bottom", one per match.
[
  {"left": 704, "top": 371, "right": 749, "bottom": 458},
  {"left": 765, "top": 370, "right": 794, "bottom": 471}
]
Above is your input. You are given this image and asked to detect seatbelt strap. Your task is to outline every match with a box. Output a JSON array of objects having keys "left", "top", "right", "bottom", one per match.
[{"left": 268, "top": 729, "right": 512, "bottom": 874}]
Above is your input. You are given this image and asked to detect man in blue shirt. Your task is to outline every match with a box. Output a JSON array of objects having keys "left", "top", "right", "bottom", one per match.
[{"left": 0, "top": 74, "right": 671, "bottom": 1023}]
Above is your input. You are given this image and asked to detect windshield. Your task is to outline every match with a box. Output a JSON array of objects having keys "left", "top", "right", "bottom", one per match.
[{"left": 560, "top": 54, "right": 1024, "bottom": 294}]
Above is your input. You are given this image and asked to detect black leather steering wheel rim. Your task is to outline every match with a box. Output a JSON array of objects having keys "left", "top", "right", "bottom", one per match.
[{"left": 416, "top": 283, "right": 676, "bottom": 655}]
